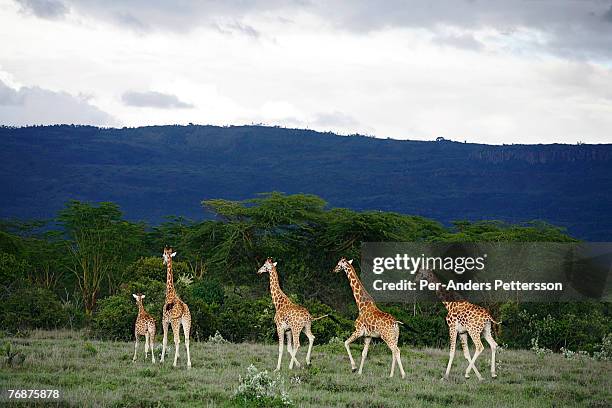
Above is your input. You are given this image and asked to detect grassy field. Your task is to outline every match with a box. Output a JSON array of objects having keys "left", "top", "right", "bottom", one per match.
[{"left": 0, "top": 330, "right": 610, "bottom": 407}]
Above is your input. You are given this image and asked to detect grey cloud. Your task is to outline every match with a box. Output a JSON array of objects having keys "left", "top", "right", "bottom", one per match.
[
  {"left": 15, "top": 0, "right": 67, "bottom": 19},
  {"left": 12, "top": 0, "right": 612, "bottom": 59},
  {"left": 603, "top": 5, "right": 612, "bottom": 22},
  {"left": 0, "top": 79, "right": 116, "bottom": 126},
  {"left": 432, "top": 32, "right": 483, "bottom": 51},
  {"left": 122, "top": 91, "right": 194, "bottom": 109}
]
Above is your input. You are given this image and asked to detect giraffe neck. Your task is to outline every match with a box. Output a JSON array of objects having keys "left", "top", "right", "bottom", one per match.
[
  {"left": 166, "top": 259, "right": 176, "bottom": 298},
  {"left": 268, "top": 267, "right": 289, "bottom": 310},
  {"left": 421, "top": 271, "right": 462, "bottom": 306},
  {"left": 345, "top": 264, "right": 374, "bottom": 312},
  {"left": 137, "top": 300, "right": 145, "bottom": 315}
]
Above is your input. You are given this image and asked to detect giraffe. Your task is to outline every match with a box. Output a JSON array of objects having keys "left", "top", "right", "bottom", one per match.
[
  {"left": 415, "top": 268, "right": 499, "bottom": 380},
  {"left": 333, "top": 257, "right": 406, "bottom": 378},
  {"left": 159, "top": 247, "right": 192, "bottom": 369},
  {"left": 257, "top": 258, "right": 328, "bottom": 371},
  {"left": 132, "top": 293, "right": 156, "bottom": 363}
]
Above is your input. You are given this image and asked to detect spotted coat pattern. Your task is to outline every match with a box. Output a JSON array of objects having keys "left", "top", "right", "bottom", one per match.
[
  {"left": 415, "top": 268, "right": 499, "bottom": 380},
  {"left": 258, "top": 258, "right": 326, "bottom": 371},
  {"left": 160, "top": 247, "right": 192, "bottom": 369},
  {"left": 334, "top": 257, "right": 406, "bottom": 378},
  {"left": 132, "top": 293, "right": 156, "bottom": 363}
]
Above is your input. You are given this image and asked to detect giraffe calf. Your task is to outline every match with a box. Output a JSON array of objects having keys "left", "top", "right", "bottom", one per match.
[{"left": 132, "top": 293, "right": 156, "bottom": 364}]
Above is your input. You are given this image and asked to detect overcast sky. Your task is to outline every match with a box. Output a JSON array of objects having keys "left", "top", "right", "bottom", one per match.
[{"left": 1, "top": 0, "right": 612, "bottom": 144}]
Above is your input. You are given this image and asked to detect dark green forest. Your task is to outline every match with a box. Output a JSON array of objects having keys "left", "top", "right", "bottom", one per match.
[{"left": 1, "top": 193, "right": 609, "bottom": 354}]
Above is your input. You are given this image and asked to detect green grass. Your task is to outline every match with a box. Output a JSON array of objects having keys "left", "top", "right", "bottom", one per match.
[{"left": 0, "top": 330, "right": 610, "bottom": 407}]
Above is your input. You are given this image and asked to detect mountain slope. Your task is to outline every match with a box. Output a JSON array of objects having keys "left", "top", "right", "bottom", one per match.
[{"left": 1, "top": 125, "right": 610, "bottom": 240}]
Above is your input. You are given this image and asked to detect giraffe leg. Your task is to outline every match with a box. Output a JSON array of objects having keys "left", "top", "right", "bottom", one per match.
[
  {"left": 483, "top": 322, "right": 498, "bottom": 378},
  {"left": 275, "top": 325, "right": 284, "bottom": 372},
  {"left": 284, "top": 330, "right": 299, "bottom": 367},
  {"left": 182, "top": 315, "right": 192, "bottom": 369},
  {"left": 144, "top": 332, "right": 149, "bottom": 359},
  {"left": 383, "top": 331, "right": 405, "bottom": 379},
  {"left": 171, "top": 319, "right": 181, "bottom": 368},
  {"left": 304, "top": 323, "right": 315, "bottom": 366},
  {"left": 132, "top": 333, "right": 139, "bottom": 362},
  {"left": 394, "top": 346, "right": 406, "bottom": 379},
  {"left": 358, "top": 336, "right": 371, "bottom": 375},
  {"left": 149, "top": 326, "right": 156, "bottom": 363},
  {"left": 344, "top": 329, "right": 362, "bottom": 372},
  {"left": 289, "top": 328, "right": 302, "bottom": 369},
  {"left": 392, "top": 325, "right": 405, "bottom": 379},
  {"left": 460, "top": 333, "right": 472, "bottom": 378},
  {"left": 465, "top": 329, "right": 484, "bottom": 381},
  {"left": 285, "top": 330, "right": 293, "bottom": 356},
  {"left": 443, "top": 324, "right": 458, "bottom": 380},
  {"left": 160, "top": 317, "right": 169, "bottom": 363}
]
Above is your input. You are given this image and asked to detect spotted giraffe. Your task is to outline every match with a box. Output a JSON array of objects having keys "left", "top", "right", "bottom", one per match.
[
  {"left": 257, "top": 258, "right": 328, "bottom": 371},
  {"left": 159, "top": 247, "right": 192, "bottom": 369},
  {"left": 333, "top": 257, "right": 406, "bottom": 378},
  {"left": 415, "top": 268, "right": 499, "bottom": 380},
  {"left": 132, "top": 293, "right": 156, "bottom": 363}
]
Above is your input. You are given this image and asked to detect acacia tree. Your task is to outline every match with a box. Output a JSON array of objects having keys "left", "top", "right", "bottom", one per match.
[{"left": 58, "top": 201, "right": 145, "bottom": 314}]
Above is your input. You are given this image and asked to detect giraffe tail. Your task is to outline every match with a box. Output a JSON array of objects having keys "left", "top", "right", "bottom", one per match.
[
  {"left": 490, "top": 317, "right": 502, "bottom": 325},
  {"left": 396, "top": 320, "right": 419, "bottom": 333},
  {"left": 311, "top": 314, "right": 329, "bottom": 321}
]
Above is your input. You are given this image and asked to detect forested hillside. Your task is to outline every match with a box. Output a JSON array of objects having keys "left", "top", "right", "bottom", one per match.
[{"left": 1, "top": 125, "right": 611, "bottom": 240}]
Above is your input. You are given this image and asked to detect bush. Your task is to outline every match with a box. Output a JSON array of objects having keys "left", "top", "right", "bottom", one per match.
[
  {"left": 499, "top": 302, "right": 612, "bottom": 352},
  {"left": 217, "top": 296, "right": 275, "bottom": 343},
  {"left": 92, "top": 295, "right": 136, "bottom": 340},
  {"left": 185, "top": 298, "right": 218, "bottom": 341},
  {"left": 233, "top": 364, "right": 292, "bottom": 407},
  {"left": 190, "top": 278, "right": 225, "bottom": 306},
  {"left": 593, "top": 333, "right": 612, "bottom": 361},
  {"left": 0, "top": 286, "right": 69, "bottom": 333}
]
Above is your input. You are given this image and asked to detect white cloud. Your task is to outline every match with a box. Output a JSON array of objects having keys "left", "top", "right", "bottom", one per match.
[{"left": 0, "top": 0, "right": 611, "bottom": 144}]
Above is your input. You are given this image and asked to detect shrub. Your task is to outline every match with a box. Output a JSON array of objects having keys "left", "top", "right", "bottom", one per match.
[
  {"left": 206, "top": 330, "right": 230, "bottom": 344},
  {"left": 186, "top": 298, "right": 217, "bottom": 341},
  {"left": 218, "top": 296, "right": 275, "bottom": 343},
  {"left": 593, "top": 333, "right": 612, "bottom": 361},
  {"left": 0, "top": 341, "right": 26, "bottom": 368},
  {"left": 83, "top": 342, "right": 97, "bottom": 357},
  {"left": 190, "top": 278, "right": 225, "bottom": 306},
  {"left": 92, "top": 295, "right": 135, "bottom": 340},
  {"left": 0, "top": 286, "right": 69, "bottom": 333},
  {"left": 233, "top": 364, "right": 292, "bottom": 407}
]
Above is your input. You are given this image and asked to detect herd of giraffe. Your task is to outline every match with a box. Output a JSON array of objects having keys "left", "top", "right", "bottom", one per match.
[{"left": 132, "top": 248, "right": 499, "bottom": 380}]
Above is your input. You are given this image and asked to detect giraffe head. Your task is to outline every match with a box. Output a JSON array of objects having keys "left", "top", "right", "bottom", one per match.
[
  {"left": 132, "top": 293, "right": 145, "bottom": 303},
  {"left": 333, "top": 257, "right": 353, "bottom": 273},
  {"left": 257, "top": 257, "right": 277, "bottom": 274},
  {"left": 162, "top": 247, "right": 176, "bottom": 265}
]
